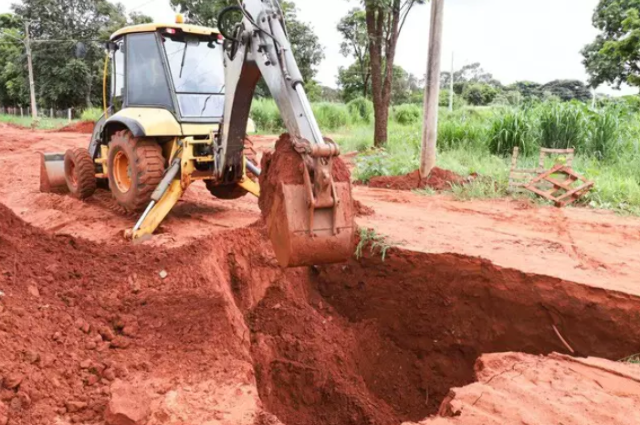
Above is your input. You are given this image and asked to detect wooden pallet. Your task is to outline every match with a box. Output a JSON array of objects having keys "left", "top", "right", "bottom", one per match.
[
  {"left": 524, "top": 164, "right": 594, "bottom": 207},
  {"left": 509, "top": 147, "right": 575, "bottom": 193}
]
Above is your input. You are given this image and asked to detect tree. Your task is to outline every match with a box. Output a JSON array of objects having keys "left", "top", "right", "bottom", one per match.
[
  {"left": 337, "top": 62, "right": 420, "bottom": 104},
  {"left": 0, "top": 13, "right": 28, "bottom": 107},
  {"left": 362, "top": 0, "right": 426, "bottom": 147},
  {"left": 170, "top": 0, "right": 324, "bottom": 84},
  {"left": 337, "top": 8, "right": 370, "bottom": 98},
  {"left": 539, "top": 80, "right": 592, "bottom": 102},
  {"left": 11, "top": 0, "right": 130, "bottom": 109},
  {"left": 440, "top": 62, "right": 502, "bottom": 92},
  {"left": 583, "top": 0, "right": 640, "bottom": 90},
  {"left": 462, "top": 83, "right": 498, "bottom": 106}
]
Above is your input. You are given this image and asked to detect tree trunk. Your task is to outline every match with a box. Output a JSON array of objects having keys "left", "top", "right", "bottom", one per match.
[
  {"left": 373, "top": 101, "right": 388, "bottom": 146},
  {"left": 366, "top": 5, "right": 387, "bottom": 147}
]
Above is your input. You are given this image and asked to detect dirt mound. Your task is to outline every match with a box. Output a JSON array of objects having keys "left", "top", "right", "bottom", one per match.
[
  {"left": 368, "top": 168, "right": 465, "bottom": 191},
  {"left": 413, "top": 352, "right": 640, "bottom": 424},
  {"left": 354, "top": 199, "right": 375, "bottom": 217},
  {"left": 57, "top": 121, "right": 94, "bottom": 134},
  {"left": 0, "top": 203, "right": 257, "bottom": 425},
  {"left": 258, "top": 133, "right": 351, "bottom": 218}
]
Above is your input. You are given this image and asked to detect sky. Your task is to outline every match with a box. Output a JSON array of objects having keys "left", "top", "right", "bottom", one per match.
[{"left": 0, "top": 0, "right": 635, "bottom": 95}]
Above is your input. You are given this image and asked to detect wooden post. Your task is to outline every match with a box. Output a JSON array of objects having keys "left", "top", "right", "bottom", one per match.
[
  {"left": 68, "top": 108, "right": 72, "bottom": 122},
  {"left": 50, "top": 108, "right": 53, "bottom": 119},
  {"left": 419, "top": 0, "right": 445, "bottom": 178},
  {"left": 20, "top": 107, "right": 23, "bottom": 118},
  {"left": 24, "top": 21, "right": 38, "bottom": 120}
]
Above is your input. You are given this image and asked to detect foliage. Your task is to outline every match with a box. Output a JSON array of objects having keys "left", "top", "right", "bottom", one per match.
[
  {"left": 540, "top": 80, "right": 592, "bottom": 102},
  {"left": 81, "top": 107, "right": 103, "bottom": 121},
  {"left": 347, "top": 97, "right": 374, "bottom": 123},
  {"left": 355, "top": 228, "right": 392, "bottom": 261},
  {"left": 462, "top": 83, "right": 499, "bottom": 106},
  {"left": 2, "top": 1, "right": 151, "bottom": 109},
  {"left": 337, "top": 8, "right": 370, "bottom": 99},
  {"left": 360, "top": 0, "right": 426, "bottom": 146},
  {"left": 487, "top": 109, "right": 538, "bottom": 156},
  {"left": 392, "top": 104, "right": 421, "bottom": 125},
  {"left": 0, "top": 113, "right": 73, "bottom": 129},
  {"left": 537, "top": 102, "right": 588, "bottom": 150},
  {"left": 582, "top": 0, "right": 640, "bottom": 89},
  {"left": 311, "top": 103, "right": 351, "bottom": 130},
  {"left": 170, "top": 0, "right": 323, "bottom": 85}
]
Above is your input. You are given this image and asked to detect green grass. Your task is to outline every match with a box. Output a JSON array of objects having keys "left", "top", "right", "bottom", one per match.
[
  {"left": 335, "top": 101, "right": 640, "bottom": 216},
  {"left": 355, "top": 228, "right": 392, "bottom": 261},
  {"left": 0, "top": 114, "right": 74, "bottom": 130}
]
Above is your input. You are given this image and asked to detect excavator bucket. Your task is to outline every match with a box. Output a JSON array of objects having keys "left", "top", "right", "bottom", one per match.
[
  {"left": 39, "top": 153, "right": 68, "bottom": 193},
  {"left": 267, "top": 181, "right": 355, "bottom": 268}
]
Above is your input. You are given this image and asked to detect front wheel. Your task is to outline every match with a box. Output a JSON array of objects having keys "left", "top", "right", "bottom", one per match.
[
  {"left": 64, "top": 147, "right": 97, "bottom": 200},
  {"left": 107, "top": 130, "right": 165, "bottom": 212}
]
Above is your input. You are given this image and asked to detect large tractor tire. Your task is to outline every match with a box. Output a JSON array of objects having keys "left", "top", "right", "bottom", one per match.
[
  {"left": 64, "top": 147, "right": 97, "bottom": 200},
  {"left": 107, "top": 130, "right": 165, "bottom": 212}
]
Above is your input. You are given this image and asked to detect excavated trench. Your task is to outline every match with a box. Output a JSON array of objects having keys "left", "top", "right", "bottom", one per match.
[
  {"left": 224, "top": 230, "right": 640, "bottom": 425},
  {"left": 3, "top": 200, "right": 640, "bottom": 425}
]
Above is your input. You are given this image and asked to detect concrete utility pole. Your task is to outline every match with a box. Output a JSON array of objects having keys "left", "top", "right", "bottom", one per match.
[
  {"left": 24, "top": 21, "right": 38, "bottom": 121},
  {"left": 419, "top": 0, "right": 445, "bottom": 178},
  {"left": 449, "top": 52, "right": 454, "bottom": 112}
]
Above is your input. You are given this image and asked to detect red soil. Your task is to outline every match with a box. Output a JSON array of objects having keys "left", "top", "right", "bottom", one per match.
[
  {"left": 354, "top": 199, "right": 375, "bottom": 217},
  {"left": 368, "top": 168, "right": 465, "bottom": 191},
  {"left": 414, "top": 353, "right": 640, "bottom": 424},
  {"left": 57, "top": 121, "right": 95, "bottom": 134},
  {"left": 2, "top": 125, "right": 640, "bottom": 425},
  {"left": 258, "top": 133, "right": 351, "bottom": 218}
]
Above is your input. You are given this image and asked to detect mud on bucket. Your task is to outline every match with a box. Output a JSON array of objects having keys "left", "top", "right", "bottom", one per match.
[{"left": 267, "top": 181, "right": 355, "bottom": 268}]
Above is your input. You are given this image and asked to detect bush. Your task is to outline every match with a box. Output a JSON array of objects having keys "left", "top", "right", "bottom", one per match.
[
  {"left": 393, "top": 104, "right": 421, "bottom": 125},
  {"left": 347, "top": 97, "right": 374, "bottom": 123},
  {"left": 312, "top": 102, "right": 351, "bottom": 130},
  {"left": 438, "top": 116, "right": 487, "bottom": 151},
  {"left": 81, "top": 108, "right": 103, "bottom": 122},
  {"left": 462, "top": 83, "right": 499, "bottom": 106},
  {"left": 250, "top": 99, "right": 284, "bottom": 133},
  {"left": 487, "top": 108, "right": 538, "bottom": 156}
]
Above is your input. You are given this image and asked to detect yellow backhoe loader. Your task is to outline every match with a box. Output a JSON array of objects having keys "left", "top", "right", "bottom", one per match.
[{"left": 40, "top": 1, "right": 354, "bottom": 267}]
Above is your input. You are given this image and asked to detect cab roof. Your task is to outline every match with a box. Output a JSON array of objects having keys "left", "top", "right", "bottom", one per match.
[{"left": 110, "top": 23, "right": 220, "bottom": 41}]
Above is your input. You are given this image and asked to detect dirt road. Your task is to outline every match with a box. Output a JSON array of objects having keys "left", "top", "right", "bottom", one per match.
[
  {"left": 3, "top": 123, "right": 640, "bottom": 425},
  {"left": 2, "top": 123, "right": 638, "bottom": 291}
]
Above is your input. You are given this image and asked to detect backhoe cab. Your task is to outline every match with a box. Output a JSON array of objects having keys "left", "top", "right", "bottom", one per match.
[
  {"left": 42, "top": 20, "right": 259, "bottom": 232},
  {"left": 40, "top": 1, "right": 355, "bottom": 268}
]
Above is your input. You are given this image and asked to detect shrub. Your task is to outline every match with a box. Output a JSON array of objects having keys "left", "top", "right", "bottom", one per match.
[
  {"left": 312, "top": 102, "right": 350, "bottom": 130},
  {"left": 81, "top": 108, "right": 103, "bottom": 122},
  {"left": 347, "top": 97, "right": 374, "bottom": 123},
  {"left": 250, "top": 99, "right": 283, "bottom": 133},
  {"left": 393, "top": 104, "right": 421, "bottom": 125}
]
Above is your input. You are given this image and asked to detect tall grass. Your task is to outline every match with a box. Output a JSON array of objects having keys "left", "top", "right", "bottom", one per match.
[
  {"left": 537, "top": 102, "right": 588, "bottom": 150},
  {"left": 487, "top": 109, "right": 538, "bottom": 156}
]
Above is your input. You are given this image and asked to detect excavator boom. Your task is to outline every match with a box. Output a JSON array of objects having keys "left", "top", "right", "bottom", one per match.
[{"left": 218, "top": 0, "right": 355, "bottom": 267}]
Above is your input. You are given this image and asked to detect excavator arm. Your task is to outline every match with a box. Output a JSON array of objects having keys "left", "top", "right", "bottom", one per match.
[{"left": 218, "top": 0, "right": 355, "bottom": 267}]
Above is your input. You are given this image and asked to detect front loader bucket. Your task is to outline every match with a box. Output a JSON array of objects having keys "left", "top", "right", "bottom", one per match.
[
  {"left": 267, "top": 182, "right": 355, "bottom": 268},
  {"left": 39, "top": 153, "right": 68, "bottom": 193}
]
